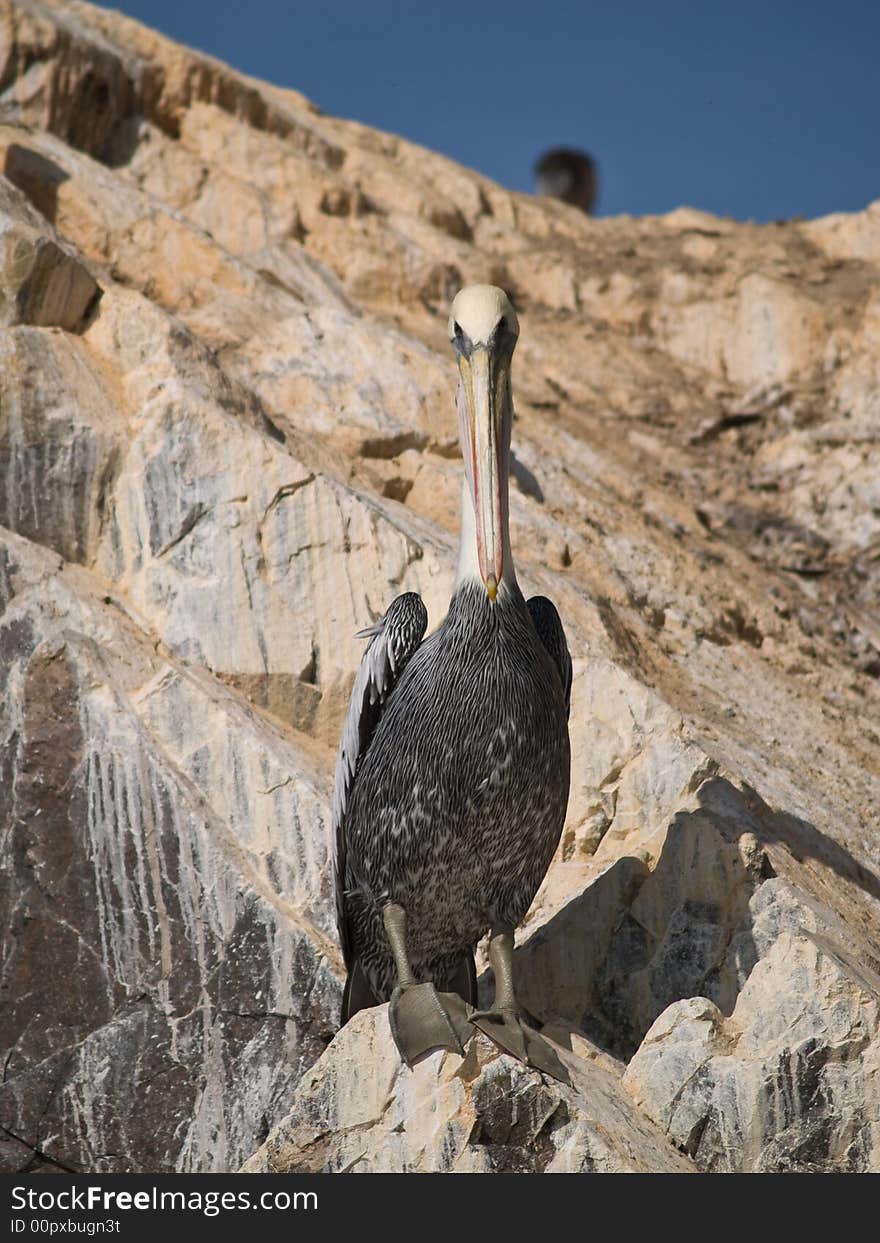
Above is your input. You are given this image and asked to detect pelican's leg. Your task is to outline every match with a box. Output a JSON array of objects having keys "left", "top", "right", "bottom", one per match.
[
  {"left": 383, "top": 903, "right": 473, "bottom": 1066},
  {"left": 470, "top": 926, "right": 570, "bottom": 1085}
]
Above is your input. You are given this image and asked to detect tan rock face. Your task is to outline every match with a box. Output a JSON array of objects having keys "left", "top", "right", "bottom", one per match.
[
  {"left": 0, "top": 529, "right": 341, "bottom": 1172},
  {"left": 243, "top": 1009, "right": 695, "bottom": 1174},
  {"left": 623, "top": 878, "right": 880, "bottom": 1172},
  {"left": 0, "top": 0, "right": 878, "bottom": 1173}
]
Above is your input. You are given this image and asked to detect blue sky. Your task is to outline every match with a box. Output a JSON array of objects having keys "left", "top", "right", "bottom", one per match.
[{"left": 114, "top": 1, "right": 879, "bottom": 221}]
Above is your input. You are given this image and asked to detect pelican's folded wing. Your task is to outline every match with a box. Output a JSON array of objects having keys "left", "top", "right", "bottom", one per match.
[
  {"left": 527, "top": 594, "right": 572, "bottom": 719},
  {"left": 331, "top": 591, "right": 428, "bottom": 968}
]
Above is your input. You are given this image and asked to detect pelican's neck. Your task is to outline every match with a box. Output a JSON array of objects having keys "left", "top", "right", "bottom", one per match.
[{"left": 454, "top": 476, "right": 517, "bottom": 594}]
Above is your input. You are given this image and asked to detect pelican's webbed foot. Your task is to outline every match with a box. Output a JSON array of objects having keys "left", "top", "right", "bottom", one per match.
[
  {"left": 469, "top": 1005, "right": 570, "bottom": 1083},
  {"left": 383, "top": 903, "right": 473, "bottom": 1066},
  {"left": 468, "top": 1004, "right": 528, "bottom": 1061},
  {"left": 471, "top": 926, "right": 571, "bottom": 1086},
  {"left": 389, "top": 982, "right": 473, "bottom": 1066}
]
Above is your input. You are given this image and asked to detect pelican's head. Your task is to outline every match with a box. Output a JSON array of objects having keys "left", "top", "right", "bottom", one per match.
[{"left": 449, "top": 285, "right": 519, "bottom": 602}]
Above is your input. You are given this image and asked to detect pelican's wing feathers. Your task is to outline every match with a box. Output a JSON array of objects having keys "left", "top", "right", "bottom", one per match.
[
  {"left": 332, "top": 591, "right": 428, "bottom": 970},
  {"left": 527, "top": 594, "right": 572, "bottom": 719}
]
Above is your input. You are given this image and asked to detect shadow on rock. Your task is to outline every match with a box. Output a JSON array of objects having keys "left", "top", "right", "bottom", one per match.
[
  {"left": 506, "top": 775, "right": 880, "bottom": 1063},
  {"left": 710, "top": 775, "right": 880, "bottom": 906},
  {"left": 4, "top": 145, "right": 69, "bottom": 224}
]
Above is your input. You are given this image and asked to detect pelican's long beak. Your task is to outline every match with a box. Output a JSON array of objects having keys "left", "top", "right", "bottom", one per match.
[{"left": 458, "top": 345, "right": 510, "bottom": 602}]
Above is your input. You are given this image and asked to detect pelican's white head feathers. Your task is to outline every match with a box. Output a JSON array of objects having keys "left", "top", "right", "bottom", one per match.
[{"left": 448, "top": 284, "right": 519, "bottom": 349}]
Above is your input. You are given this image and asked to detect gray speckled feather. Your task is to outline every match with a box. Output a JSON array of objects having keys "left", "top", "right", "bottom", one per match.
[{"left": 333, "top": 579, "right": 571, "bottom": 1014}]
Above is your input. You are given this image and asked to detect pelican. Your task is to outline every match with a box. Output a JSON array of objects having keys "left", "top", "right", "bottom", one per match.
[
  {"left": 332, "top": 286, "right": 571, "bottom": 1075},
  {"left": 534, "top": 148, "right": 598, "bottom": 215}
]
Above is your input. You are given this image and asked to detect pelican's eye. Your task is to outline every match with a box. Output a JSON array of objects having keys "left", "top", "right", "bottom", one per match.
[
  {"left": 451, "top": 320, "right": 469, "bottom": 355},
  {"left": 493, "top": 315, "right": 516, "bottom": 353}
]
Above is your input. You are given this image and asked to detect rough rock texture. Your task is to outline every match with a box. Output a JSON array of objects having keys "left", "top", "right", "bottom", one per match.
[
  {"left": 0, "top": 0, "right": 878, "bottom": 1173},
  {"left": 243, "top": 1008, "right": 695, "bottom": 1173}
]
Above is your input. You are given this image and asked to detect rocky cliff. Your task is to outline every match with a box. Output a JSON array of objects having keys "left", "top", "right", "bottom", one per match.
[{"left": 1, "top": 0, "right": 878, "bottom": 1174}]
